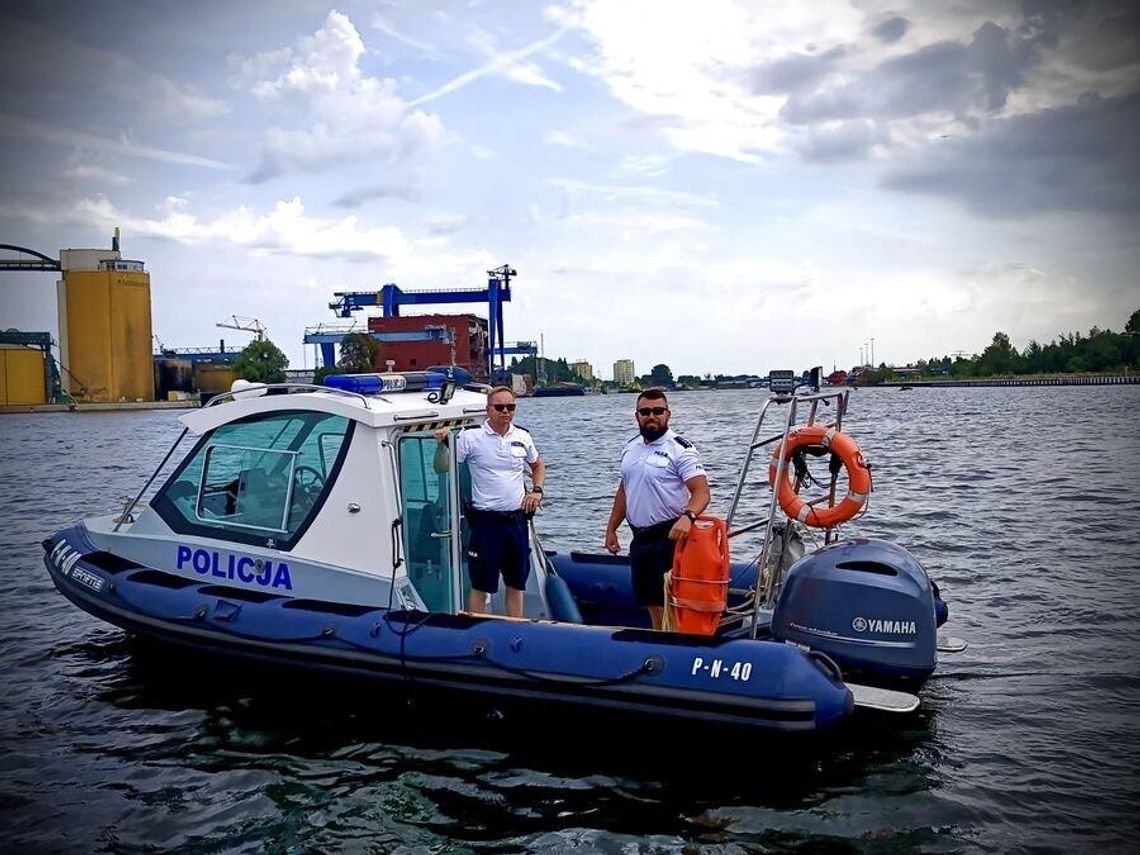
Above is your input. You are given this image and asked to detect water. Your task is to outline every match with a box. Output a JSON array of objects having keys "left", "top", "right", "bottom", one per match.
[{"left": 1, "top": 388, "right": 1138, "bottom": 853}]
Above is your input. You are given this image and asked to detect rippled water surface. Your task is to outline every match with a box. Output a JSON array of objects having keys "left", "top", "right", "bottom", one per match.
[{"left": 2, "top": 387, "right": 1138, "bottom": 853}]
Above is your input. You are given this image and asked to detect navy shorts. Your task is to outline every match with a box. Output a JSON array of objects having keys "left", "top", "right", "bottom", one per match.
[
  {"left": 629, "top": 519, "right": 679, "bottom": 607},
  {"left": 466, "top": 512, "right": 531, "bottom": 594}
]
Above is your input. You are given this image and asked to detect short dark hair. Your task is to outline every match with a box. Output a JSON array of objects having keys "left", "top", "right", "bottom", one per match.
[{"left": 637, "top": 388, "right": 668, "bottom": 406}]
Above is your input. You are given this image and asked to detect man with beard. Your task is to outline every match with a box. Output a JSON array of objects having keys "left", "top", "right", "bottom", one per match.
[{"left": 604, "top": 388, "right": 710, "bottom": 630}]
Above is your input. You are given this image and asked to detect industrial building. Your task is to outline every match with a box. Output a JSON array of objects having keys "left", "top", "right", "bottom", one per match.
[
  {"left": 571, "top": 360, "right": 594, "bottom": 381},
  {"left": 367, "top": 313, "right": 489, "bottom": 380},
  {"left": 0, "top": 331, "right": 54, "bottom": 406},
  {"left": 613, "top": 358, "right": 635, "bottom": 386},
  {"left": 57, "top": 246, "right": 153, "bottom": 402},
  {"left": 1, "top": 230, "right": 154, "bottom": 404}
]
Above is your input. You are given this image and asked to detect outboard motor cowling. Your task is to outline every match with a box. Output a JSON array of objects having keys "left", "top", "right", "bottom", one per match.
[{"left": 771, "top": 539, "right": 938, "bottom": 688}]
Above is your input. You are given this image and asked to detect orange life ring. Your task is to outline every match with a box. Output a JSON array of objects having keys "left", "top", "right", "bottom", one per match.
[{"left": 768, "top": 424, "right": 871, "bottom": 528}]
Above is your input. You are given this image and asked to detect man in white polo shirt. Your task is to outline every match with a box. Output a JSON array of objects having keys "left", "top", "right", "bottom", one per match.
[
  {"left": 604, "top": 388, "right": 710, "bottom": 630},
  {"left": 434, "top": 386, "right": 545, "bottom": 617}
]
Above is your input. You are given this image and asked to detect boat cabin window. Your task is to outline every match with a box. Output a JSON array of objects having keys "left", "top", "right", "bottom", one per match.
[{"left": 151, "top": 410, "right": 354, "bottom": 549}]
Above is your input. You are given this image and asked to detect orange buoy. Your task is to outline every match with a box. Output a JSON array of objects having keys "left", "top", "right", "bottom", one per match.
[
  {"left": 668, "top": 516, "right": 730, "bottom": 635},
  {"left": 768, "top": 424, "right": 871, "bottom": 528}
]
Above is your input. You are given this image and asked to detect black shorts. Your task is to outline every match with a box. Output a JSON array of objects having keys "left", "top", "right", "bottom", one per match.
[
  {"left": 466, "top": 511, "right": 531, "bottom": 594},
  {"left": 629, "top": 519, "right": 679, "bottom": 607}
]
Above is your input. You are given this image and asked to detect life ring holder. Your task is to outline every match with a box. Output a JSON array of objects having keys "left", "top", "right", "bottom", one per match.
[{"left": 768, "top": 424, "right": 871, "bottom": 528}]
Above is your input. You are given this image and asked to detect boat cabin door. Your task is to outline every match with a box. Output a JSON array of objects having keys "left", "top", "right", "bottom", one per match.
[{"left": 397, "top": 431, "right": 466, "bottom": 613}]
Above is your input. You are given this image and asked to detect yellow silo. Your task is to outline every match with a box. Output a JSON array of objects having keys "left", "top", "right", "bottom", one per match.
[
  {"left": 0, "top": 346, "right": 47, "bottom": 405},
  {"left": 56, "top": 242, "right": 154, "bottom": 402}
]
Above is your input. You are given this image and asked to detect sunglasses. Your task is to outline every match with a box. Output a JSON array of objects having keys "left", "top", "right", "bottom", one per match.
[
  {"left": 491, "top": 403, "right": 517, "bottom": 412},
  {"left": 637, "top": 406, "right": 668, "bottom": 416}
]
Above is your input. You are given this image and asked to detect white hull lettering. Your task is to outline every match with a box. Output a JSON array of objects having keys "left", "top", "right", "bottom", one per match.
[
  {"left": 689, "top": 656, "right": 754, "bottom": 682},
  {"left": 863, "top": 618, "right": 917, "bottom": 635}
]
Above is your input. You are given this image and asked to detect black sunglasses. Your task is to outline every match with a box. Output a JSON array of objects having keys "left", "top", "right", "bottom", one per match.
[
  {"left": 491, "top": 403, "right": 517, "bottom": 412},
  {"left": 637, "top": 406, "right": 668, "bottom": 416}
]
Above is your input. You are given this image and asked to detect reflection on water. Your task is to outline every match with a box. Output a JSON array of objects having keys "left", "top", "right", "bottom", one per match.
[{"left": 2, "top": 387, "right": 1138, "bottom": 852}]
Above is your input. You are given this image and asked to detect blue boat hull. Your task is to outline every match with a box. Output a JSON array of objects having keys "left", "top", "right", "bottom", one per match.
[
  {"left": 43, "top": 525, "right": 854, "bottom": 734},
  {"left": 549, "top": 546, "right": 950, "bottom": 690}
]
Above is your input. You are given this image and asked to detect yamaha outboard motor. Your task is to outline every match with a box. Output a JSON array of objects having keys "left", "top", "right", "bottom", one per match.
[{"left": 771, "top": 539, "right": 938, "bottom": 688}]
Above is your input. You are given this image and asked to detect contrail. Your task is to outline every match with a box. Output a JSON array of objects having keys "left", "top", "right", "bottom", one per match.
[{"left": 406, "top": 28, "right": 567, "bottom": 109}]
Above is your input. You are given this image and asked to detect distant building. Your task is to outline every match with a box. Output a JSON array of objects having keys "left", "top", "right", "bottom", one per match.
[
  {"left": 571, "top": 359, "right": 594, "bottom": 381},
  {"left": 367, "top": 313, "right": 488, "bottom": 380},
  {"left": 613, "top": 358, "right": 635, "bottom": 386}
]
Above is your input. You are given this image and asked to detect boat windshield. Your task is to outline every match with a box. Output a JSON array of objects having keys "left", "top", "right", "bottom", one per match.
[{"left": 150, "top": 410, "right": 354, "bottom": 549}]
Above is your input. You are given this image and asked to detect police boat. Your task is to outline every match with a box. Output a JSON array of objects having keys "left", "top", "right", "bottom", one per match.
[{"left": 42, "top": 373, "right": 963, "bottom": 734}]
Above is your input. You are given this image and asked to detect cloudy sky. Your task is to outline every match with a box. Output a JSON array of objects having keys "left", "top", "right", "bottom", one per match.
[{"left": 1, "top": 0, "right": 1137, "bottom": 377}]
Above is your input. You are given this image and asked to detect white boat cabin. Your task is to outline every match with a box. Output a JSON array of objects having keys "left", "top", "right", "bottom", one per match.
[{"left": 82, "top": 377, "right": 555, "bottom": 618}]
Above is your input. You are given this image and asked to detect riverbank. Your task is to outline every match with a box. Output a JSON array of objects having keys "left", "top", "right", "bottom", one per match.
[{"left": 871, "top": 373, "right": 1137, "bottom": 388}]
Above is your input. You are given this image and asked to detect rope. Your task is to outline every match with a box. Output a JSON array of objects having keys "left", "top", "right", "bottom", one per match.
[
  {"left": 469, "top": 654, "right": 658, "bottom": 687},
  {"left": 162, "top": 602, "right": 657, "bottom": 688},
  {"left": 661, "top": 570, "right": 676, "bottom": 632}
]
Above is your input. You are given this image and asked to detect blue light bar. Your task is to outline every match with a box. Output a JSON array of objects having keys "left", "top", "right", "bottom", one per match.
[{"left": 322, "top": 371, "right": 449, "bottom": 394}]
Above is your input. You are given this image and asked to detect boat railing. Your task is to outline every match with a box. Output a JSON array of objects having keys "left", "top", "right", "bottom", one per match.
[
  {"left": 723, "top": 388, "right": 850, "bottom": 636},
  {"left": 202, "top": 383, "right": 373, "bottom": 410}
]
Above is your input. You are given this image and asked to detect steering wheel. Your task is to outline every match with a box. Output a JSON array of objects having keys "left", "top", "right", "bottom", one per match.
[{"left": 291, "top": 465, "right": 326, "bottom": 513}]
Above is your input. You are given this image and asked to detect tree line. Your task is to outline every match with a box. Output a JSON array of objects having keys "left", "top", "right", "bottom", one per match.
[
  {"left": 230, "top": 333, "right": 379, "bottom": 384},
  {"left": 865, "top": 308, "right": 1140, "bottom": 381},
  {"left": 229, "top": 308, "right": 1139, "bottom": 387}
]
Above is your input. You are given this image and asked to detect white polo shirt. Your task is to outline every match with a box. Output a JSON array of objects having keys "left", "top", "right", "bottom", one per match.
[
  {"left": 455, "top": 421, "right": 540, "bottom": 512},
  {"left": 619, "top": 428, "right": 706, "bottom": 528}
]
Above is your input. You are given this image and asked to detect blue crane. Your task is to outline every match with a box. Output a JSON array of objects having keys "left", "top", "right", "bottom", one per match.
[{"left": 328, "top": 265, "right": 517, "bottom": 378}]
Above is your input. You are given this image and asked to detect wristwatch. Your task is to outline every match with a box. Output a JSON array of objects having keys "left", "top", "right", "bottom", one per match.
[
  {"left": 683, "top": 510, "right": 697, "bottom": 523},
  {"left": 532, "top": 486, "right": 544, "bottom": 494}
]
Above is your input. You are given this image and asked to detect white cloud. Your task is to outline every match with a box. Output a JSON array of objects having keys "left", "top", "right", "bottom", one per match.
[
  {"left": 617, "top": 153, "right": 672, "bottom": 177},
  {"left": 546, "top": 178, "right": 718, "bottom": 209},
  {"left": 60, "top": 162, "right": 132, "bottom": 187},
  {"left": 22, "top": 193, "right": 491, "bottom": 284},
  {"left": 73, "top": 194, "right": 412, "bottom": 262},
  {"left": 557, "top": 0, "right": 1140, "bottom": 168},
  {"left": 233, "top": 11, "right": 448, "bottom": 181},
  {"left": 141, "top": 74, "right": 229, "bottom": 123},
  {"left": 536, "top": 209, "right": 711, "bottom": 236},
  {"left": 425, "top": 213, "right": 469, "bottom": 236},
  {"left": 0, "top": 114, "right": 233, "bottom": 170},
  {"left": 0, "top": 15, "right": 227, "bottom": 126},
  {"left": 544, "top": 129, "right": 597, "bottom": 150}
]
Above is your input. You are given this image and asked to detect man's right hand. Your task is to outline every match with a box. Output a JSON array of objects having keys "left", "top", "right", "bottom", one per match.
[
  {"left": 433, "top": 428, "right": 449, "bottom": 442},
  {"left": 604, "top": 528, "right": 620, "bottom": 554}
]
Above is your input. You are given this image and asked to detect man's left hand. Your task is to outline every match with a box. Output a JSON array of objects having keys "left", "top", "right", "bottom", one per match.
[{"left": 522, "top": 490, "right": 543, "bottom": 513}]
